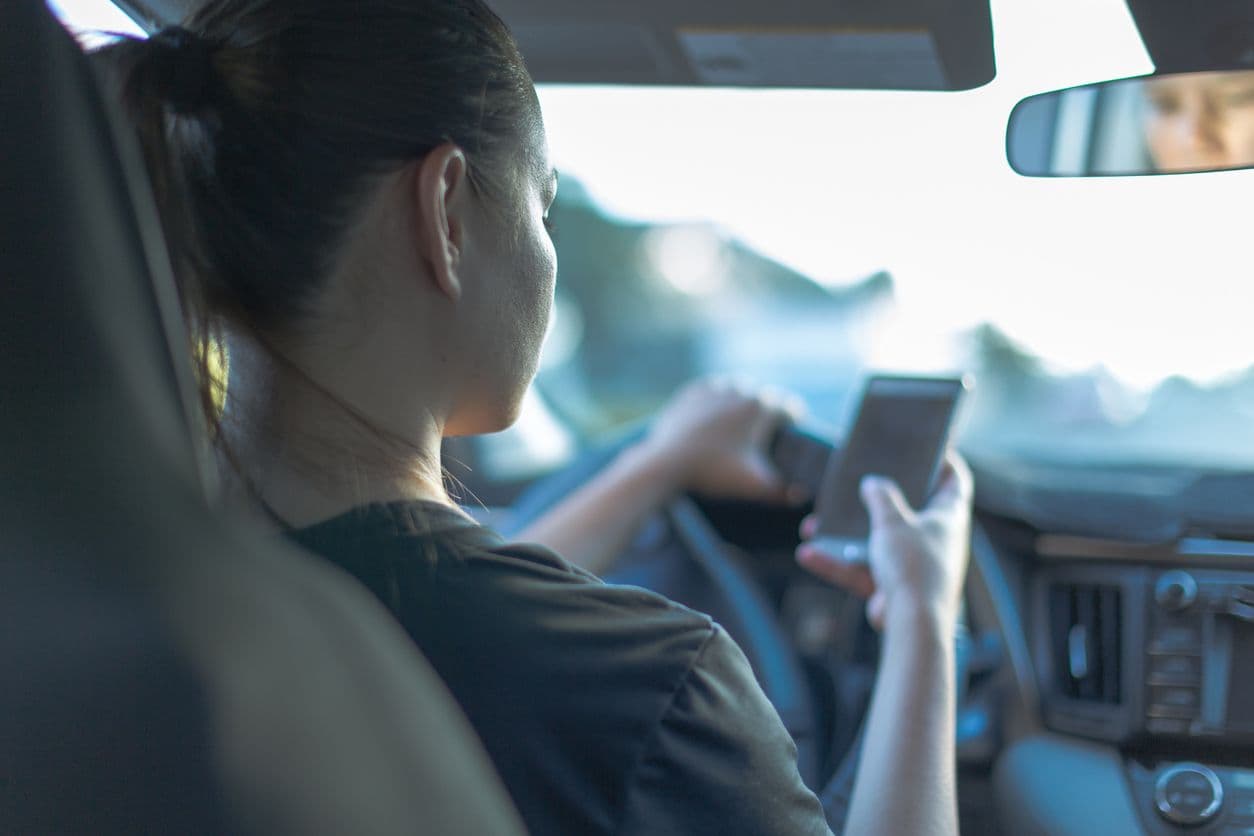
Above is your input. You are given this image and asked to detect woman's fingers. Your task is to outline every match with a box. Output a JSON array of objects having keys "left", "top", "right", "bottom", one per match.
[
  {"left": 653, "top": 376, "right": 814, "bottom": 505},
  {"left": 740, "top": 454, "right": 790, "bottom": 503},
  {"left": 860, "top": 475, "right": 913, "bottom": 527},
  {"left": 930, "top": 452, "right": 972, "bottom": 501},
  {"left": 920, "top": 452, "right": 974, "bottom": 521},
  {"left": 866, "top": 591, "right": 888, "bottom": 631},
  {"left": 795, "top": 542, "right": 876, "bottom": 597},
  {"left": 796, "top": 452, "right": 974, "bottom": 628}
]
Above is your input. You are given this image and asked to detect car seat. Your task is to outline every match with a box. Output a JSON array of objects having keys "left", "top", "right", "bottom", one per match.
[{"left": 0, "top": 2, "right": 525, "bottom": 832}]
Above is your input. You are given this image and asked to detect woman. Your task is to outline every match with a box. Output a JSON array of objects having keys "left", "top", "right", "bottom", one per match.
[
  {"left": 100, "top": 2, "right": 971, "bottom": 833},
  {"left": 1141, "top": 70, "right": 1254, "bottom": 173}
]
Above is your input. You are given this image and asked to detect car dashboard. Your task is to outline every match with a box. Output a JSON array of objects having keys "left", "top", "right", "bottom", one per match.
[{"left": 974, "top": 465, "right": 1254, "bottom": 835}]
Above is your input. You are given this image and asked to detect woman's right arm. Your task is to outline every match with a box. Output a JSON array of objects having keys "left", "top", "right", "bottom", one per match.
[{"left": 796, "top": 455, "right": 973, "bottom": 836}]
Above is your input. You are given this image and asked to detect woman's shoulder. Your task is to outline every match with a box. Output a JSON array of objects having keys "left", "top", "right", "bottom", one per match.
[
  {"left": 292, "top": 500, "right": 740, "bottom": 831},
  {"left": 446, "top": 535, "right": 721, "bottom": 678},
  {"left": 287, "top": 498, "right": 718, "bottom": 663},
  {"left": 289, "top": 499, "right": 824, "bottom": 834},
  {"left": 444, "top": 541, "right": 826, "bottom": 835}
]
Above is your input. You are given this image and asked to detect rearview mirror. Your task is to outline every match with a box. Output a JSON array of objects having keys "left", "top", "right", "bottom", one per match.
[{"left": 1006, "top": 70, "right": 1254, "bottom": 177}]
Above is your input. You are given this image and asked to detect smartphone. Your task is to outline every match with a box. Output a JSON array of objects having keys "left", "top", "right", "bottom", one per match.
[{"left": 811, "top": 375, "right": 968, "bottom": 562}]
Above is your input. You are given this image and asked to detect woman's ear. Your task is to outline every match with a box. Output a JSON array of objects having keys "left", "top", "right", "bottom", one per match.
[{"left": 412, "top": 144, "right": 470, "bottom": 301}]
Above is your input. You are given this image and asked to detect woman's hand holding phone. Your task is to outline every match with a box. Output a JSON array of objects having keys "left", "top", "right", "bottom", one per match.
[{"left": 796, "top": 453, "right": 973, "bottom": 631}]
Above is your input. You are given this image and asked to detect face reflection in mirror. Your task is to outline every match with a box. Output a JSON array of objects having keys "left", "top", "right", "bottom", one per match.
[
  {"left": 1007, "top": 69, "right": 1254, "bottom": 177},
  {"left": 1142, "top": 71, "right": 1254, "bottom": 172}
]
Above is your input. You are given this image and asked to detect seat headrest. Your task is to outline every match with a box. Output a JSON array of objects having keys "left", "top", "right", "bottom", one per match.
[
  {"left": 0, "top": 8, "right": 526, "bottom": 834},
  {"left": 0, "top": 0, "right": 212, "bottom": 521}
]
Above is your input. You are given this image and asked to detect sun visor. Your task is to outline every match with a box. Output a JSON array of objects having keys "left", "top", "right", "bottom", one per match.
[
  {"left": 495, "top": 0, "right": 993, "bottom": 91},
  {"left": 128, "top": 0, "right": 993, "bottom": 90},
  {"left": 676, "top": 28, "right": 947, "bottom": 89}
]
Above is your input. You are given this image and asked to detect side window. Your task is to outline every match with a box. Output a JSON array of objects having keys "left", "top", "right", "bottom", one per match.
[{"left": 47, "top": 0, "right": 145, "bottom": 47}]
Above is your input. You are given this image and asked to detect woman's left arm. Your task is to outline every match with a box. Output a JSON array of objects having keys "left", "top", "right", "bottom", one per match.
[{"left": 514, "top": 379, "right": 803, "bottom": 576}]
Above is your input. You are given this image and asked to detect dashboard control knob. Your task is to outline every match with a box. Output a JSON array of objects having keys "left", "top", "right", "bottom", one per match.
[
  {"left": 1154, "top": 763, "right": 1223, "bottom": 826},
  {"left": 1155, "top": 571, "right": 1198, "bottom": 611}
]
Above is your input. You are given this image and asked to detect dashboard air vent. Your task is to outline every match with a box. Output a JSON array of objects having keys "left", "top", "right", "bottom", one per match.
[{"left": 1049, "top": 582, "right": 1123, "bottom": 704}]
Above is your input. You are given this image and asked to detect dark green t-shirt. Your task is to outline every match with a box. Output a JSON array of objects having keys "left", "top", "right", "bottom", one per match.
[{"left": 289, "top": 501, "right": 833, "bottom": 835}]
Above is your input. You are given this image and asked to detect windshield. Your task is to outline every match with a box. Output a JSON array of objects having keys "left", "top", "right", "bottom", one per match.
[
  {"left": 502, "top": 0, "right": 1254, "bottom": 474},
  {"left": 54, "top": 0, "right": 1254, "bottom": 476}
]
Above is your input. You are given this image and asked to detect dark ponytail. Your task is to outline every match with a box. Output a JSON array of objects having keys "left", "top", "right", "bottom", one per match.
[
  {"left": 138, "top": 27, "right": 220, "bottom": 115},
  {"left": 95, "top": 0, "right": 536, "bottom": 436},
  {"left": 94, "top": 25, "right": 235, "bottom": 433}
]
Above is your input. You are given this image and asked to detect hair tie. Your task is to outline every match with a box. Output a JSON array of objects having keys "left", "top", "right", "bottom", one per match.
[{"left": 149, "top": 26, "right": 217, "bottom": 115}]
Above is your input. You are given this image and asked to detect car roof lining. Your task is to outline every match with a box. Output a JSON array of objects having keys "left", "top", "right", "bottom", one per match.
[
  {"left": 1125, "top": 0, "right": 1254, "bottom": 73},
  {"left": 121, "top": 0, "right": 1254, "bottom": 91}
]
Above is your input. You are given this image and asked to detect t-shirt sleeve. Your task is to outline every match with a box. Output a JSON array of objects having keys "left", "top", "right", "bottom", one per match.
[{"left": 616, "top": 624, "right": 835, "bottom": 836}]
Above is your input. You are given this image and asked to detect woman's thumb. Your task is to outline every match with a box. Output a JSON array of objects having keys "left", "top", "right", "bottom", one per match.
[
  {"left": 860, "top": 475, "right": 912, "bottom": 526},
  {"left": 744, "top": 455, "right": 789, "bottom": 502}
]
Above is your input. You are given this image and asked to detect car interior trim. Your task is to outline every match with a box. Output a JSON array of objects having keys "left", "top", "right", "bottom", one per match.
[
  {"left": 1036, "top": 534, "right": 1254, "bottom": 568},
  {"left": 969, "top": 524, "right": 1043, "bottom": 736}
]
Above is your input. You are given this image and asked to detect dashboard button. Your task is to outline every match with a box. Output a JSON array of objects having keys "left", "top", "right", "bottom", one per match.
[
  {"left": 1149, "top": 654, "right": 1201, "bottom": 682},
  {"left": 1150, "top": 624, "right": 1203, "bottom": 652},
  {"left": 1156, "top": 764, "right": 1224, "bottom": 826},
  {"left": 1148, "top": 704, "right": 1198, "bottom": 720},
  {"left": 1146, "top": 717, "right": 1191, "bottom": 735},
  {"left": 1150, "top": 686, "right": 1199, "bottom": 709},
  {"left": 1155, "top": 571, "right": 1199, "bottom": 611}
]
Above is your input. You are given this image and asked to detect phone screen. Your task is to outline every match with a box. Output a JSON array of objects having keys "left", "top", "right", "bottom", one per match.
[{"left": 814, "top": 376, "right": 965, "bottom": 547}]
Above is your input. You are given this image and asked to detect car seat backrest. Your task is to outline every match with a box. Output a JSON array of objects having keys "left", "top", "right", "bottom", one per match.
[{"left": 0, "top": 3, "right": 525, "bottom": 833}]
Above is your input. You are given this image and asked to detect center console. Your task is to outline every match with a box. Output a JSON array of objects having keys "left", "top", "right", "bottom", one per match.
[
  {"left": 995, "top": 735, "right": 1254, "bottom": 836},
  {"left": 1126, "top": 761, "right": 1254, "bottom": 833},
  {"left": 1144, "top": 571, "right": 1254, "bottom": 743},
  {"left": 1029, "top": 538, "right": 1254, "bottom": 833},
  {"left": 1032, "top": 562, "right": 1254, "bottom": 745}
]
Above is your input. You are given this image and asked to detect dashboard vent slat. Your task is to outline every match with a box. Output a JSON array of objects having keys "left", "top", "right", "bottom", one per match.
[
  {"left": 1050, "top": 582, "right": 1123, "bottom": 705},
  {"left": 1099, "top": 586, "right": 1123, "bottom": 703}
]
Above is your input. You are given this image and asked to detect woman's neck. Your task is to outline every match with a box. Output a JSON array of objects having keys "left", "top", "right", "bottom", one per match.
[{"left": 217, "top": 327, "right": 450, "bottom": 529}]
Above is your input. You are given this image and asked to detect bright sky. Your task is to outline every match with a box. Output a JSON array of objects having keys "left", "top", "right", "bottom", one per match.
[{"left": 538, "top": 0, "right": 1254, "bottom": 390}]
